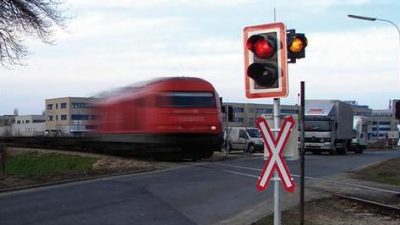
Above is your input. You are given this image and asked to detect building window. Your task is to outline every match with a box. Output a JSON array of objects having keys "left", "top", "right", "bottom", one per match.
[
  {"left": 47, "top": 104, "right": 53, "bottom": 110},
  {"left": 281, "top": 109, "right": 299, "bottom": 115},
  {"left": 71, "top": 102, "right": 90, "bottom": 108},
  {"left": 56, "top": 104, "right": 58, "bottom": 109},
  {"left": 25, "top": 120, "right": 30, "bottom": 123},
  {"left": 233, "top": 117, "right": 244, "bottom": 122},
  {"left": 256, "top": 108, "right": 273, "bottom": 114},
  {"left": 61, "top": 103, "right": 67, "bottom": 109},
  {"left": 71, "top": 114, "right": 89, "bottom": 120},
  {"left": 233, "top": 107, "right": 244, "bottom": 113},
  {"left": 48, "top": 115, "right": 53, "bottom": 121},
  {"left": 248, "top": 117, "right": 255, "bottom": 126},
  {"left": 56, "top": 115, "right": 58, "bottom": 121},
  {"left": 61, "top": 115, "right": 67, "bottom": 120}
]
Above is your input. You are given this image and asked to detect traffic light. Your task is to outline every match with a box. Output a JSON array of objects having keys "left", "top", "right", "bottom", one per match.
[
  {"left": 220, "top": 97, "right": 224, "bottom": 113},
  {"left": 395, "top": 101, "right": 400, "bottom": 120},
  {"left": 228, "top": 106, "right": 234, "bottom": 122},
  {"left": 243, "top": 22, "right": 288, "bottom": 98},
  {"left": 287, "top": 29, "right": 307, "bottom": 63}
]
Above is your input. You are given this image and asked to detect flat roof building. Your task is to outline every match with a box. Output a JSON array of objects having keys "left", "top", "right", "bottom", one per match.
[
  {"left": 12, "top": 115, "right": 45, "bottom": 136},
  {"left": 45, "top": 97, "right": 97, "bottom": 136}
]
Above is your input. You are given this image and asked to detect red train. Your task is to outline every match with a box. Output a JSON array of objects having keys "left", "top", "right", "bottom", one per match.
[{"left": 92, "top": 77, "right": 223, "bottom": 159}]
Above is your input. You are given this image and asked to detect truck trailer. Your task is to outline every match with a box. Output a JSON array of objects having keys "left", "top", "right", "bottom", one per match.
[{"left": 304, "top": 100, "right": 354, "bottom": 154}]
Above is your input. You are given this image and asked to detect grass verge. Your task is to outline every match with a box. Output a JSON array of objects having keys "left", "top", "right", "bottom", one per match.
[
  {"left": 5, "top": 151, "right": 97, "bottom": 176},
  {"left": 353, "top": 157, "right": 400, "bottom": 186}
]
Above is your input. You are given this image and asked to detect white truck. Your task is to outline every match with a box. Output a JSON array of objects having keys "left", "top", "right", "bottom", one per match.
[
  {"left": 351, "top": 116, "right": 368, "bottom": 153},
  {"left": 304, "top": 100, "right": 354, "bottom": 154},
  {"left": 225, "top": 127, "right": 264, "bottom": 153}
]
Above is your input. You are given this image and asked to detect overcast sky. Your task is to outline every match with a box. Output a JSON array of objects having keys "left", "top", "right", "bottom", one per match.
[{"left": 0, "top": 0, "right": 399, "bottom": 115}]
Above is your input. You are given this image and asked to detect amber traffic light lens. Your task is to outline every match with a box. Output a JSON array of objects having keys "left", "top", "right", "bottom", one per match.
[{"left": 289, "top": 37, "right": 305, "bottom": 53}]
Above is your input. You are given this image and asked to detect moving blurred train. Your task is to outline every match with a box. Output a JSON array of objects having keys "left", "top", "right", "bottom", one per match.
[{"left": 92, "top": 77, "right": 223, "bottom": 159}]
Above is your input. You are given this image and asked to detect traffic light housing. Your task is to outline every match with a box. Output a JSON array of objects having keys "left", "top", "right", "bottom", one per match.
[
  {"left": 395, "top": 101, "right": 400, "bottom": 120},
  {"left": 243, "top": 22, "right": 288, "bottom": 98},
  {"left": 228, "top": 106, "right": 234, "bottom": 122},
  {"left": 287, "top": 29, "right": 307, "bottom": 63}
]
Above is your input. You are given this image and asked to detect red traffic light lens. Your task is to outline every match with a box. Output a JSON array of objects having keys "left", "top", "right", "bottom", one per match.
[{"left": 246, "top": 35, "right": 276, "bottom": 59}]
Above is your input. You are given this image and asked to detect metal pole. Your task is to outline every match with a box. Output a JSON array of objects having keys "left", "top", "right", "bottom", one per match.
[
  {"left": 225, "top": 105, "right": 230, "bottom": 158},
  {"left": 300, "top": 81, "right": 305, "bottom": 225},
  {"left": 273, "top": 98, "right": 281, "bottom": 225},
  {"left": 0, "top": 144, "right": 5, "bottom": 178}
]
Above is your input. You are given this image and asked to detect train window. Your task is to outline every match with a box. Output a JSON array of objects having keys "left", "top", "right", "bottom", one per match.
[{"left": 157, "top": 92, "right": 216, "bottom": 108}]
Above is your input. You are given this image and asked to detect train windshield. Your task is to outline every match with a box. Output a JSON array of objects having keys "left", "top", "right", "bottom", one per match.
[{"left": 157, "top": 92, "right": 216, "bottom": 108}]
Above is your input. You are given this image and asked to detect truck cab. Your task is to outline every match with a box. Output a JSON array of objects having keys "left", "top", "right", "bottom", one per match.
[
  {"left": 304, "top": 100, "right": 354, "bottom": 155},
  {"left": 304, "top": 117, "right": 335, "bottom": 152}
]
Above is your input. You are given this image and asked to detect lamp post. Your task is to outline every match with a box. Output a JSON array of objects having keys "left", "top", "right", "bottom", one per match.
[
  {"left": 348, "top": 14, "right": 400, "bottom": 126},
  {"left": 348, "top": 14, "right": 400, "bottom": 85},
  {"left": 347, "top": 14, "right": 400, "bottom": 47}
]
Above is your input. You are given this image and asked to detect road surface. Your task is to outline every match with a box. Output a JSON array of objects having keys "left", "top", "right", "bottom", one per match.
[{"left": 0, "top": 150, "right": 399, "bottom": 225}]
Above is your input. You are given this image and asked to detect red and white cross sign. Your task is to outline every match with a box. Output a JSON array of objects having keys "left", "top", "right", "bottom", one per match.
[{"left": 256, "top": 116, "right": 296, "bottom": 193}]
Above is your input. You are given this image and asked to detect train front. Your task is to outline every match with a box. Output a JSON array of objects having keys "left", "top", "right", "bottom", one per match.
[
  {"left": 92, "top": 77, "right": 223, "bottom": 159},
  {"left": 146, "top": 77, "right": 223, "bottom": 158}
]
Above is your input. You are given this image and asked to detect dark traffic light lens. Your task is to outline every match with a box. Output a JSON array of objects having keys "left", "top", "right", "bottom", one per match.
[
  {"left": 247, "top": 63, "right": 278, "bottom": 86},
  {"left": 246, "top": 35, "right": 276, "bottom": 59}
]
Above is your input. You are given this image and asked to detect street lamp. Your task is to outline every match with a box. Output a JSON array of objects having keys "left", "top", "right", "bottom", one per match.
[
  {"left": 347, "top": 14, "right": 400, "bottom": 46},
  {"left": 348, "top": 14, "right": 400, "bottom": 85}
]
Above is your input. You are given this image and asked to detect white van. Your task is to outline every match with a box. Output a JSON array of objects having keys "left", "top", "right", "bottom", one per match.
[{"left": 225, "top": 127, "right": 264, "bottom": 152}]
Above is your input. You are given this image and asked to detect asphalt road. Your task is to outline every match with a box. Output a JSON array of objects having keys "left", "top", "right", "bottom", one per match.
[{"left": 1, "top": 149, "right": 399, "bottom": 225}]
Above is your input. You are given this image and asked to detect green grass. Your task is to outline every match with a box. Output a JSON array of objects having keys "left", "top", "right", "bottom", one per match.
[
  {"left": 353, "top": 157, "right": 400, "bottom": 186},
  {"left": 5, "top": 152, "right": 97, "bottom": 176}
]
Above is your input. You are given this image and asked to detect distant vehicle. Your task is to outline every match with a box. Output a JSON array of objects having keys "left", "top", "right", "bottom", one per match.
[
  {"left": 304, "top": 100, "right": 354, "bottom": 154},
  {"left": 92, "top": 77, "right": 223, "bottom": 159},
  {"left": 225, "top": 127, "right": 264, "bottom": 153},
  {"left": 351, "top": 116, "right": 368, "bottom": 153}
]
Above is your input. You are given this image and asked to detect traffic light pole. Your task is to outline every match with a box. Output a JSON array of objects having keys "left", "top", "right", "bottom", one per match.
[
  {"left": 225, "top": 105, "right": 230, "bottom": 158},
  {"left": 300, "top": 81, "right": 305, "bottom": 225},
  {"left": 272, "top": 98, "right": 281, "bottom": 225}
]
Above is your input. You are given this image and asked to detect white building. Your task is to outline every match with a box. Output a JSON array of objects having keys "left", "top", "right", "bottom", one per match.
[{"left": 12, "top": 115, "right": 45, "bottom": 136}]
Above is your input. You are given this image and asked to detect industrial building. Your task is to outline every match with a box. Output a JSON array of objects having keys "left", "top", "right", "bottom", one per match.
[
  {"left": 222, "top": 100, "right": 399, "bottom": 143},
  {"left": 13, "top": 115, "right": 45, "bottom": 136},
  {"left": 44, "top": 97, "right": 97, "bottom": 136}
]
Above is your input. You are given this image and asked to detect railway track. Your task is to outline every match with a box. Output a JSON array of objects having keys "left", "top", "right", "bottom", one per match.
[
  {"left": 304, "top": 175, "right": 400, "bottom": 215},
  {"left": 205, "top": 161, "right": 400, "bottom": 216},
  {"left": 0, "top": 136, "right": 218, "bottom": 160}
]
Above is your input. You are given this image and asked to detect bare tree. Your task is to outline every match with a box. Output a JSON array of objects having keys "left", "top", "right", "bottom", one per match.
[{"left": 0, "top": 0, "right": 66, "bottom": 66}]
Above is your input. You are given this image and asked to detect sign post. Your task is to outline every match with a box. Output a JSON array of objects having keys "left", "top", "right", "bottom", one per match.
[
  {"left": 243, "top": 21, "right": 306, "bottom": 225},
  {"left": 0, "top": 144, "right": 5, "bottom": 178}
]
